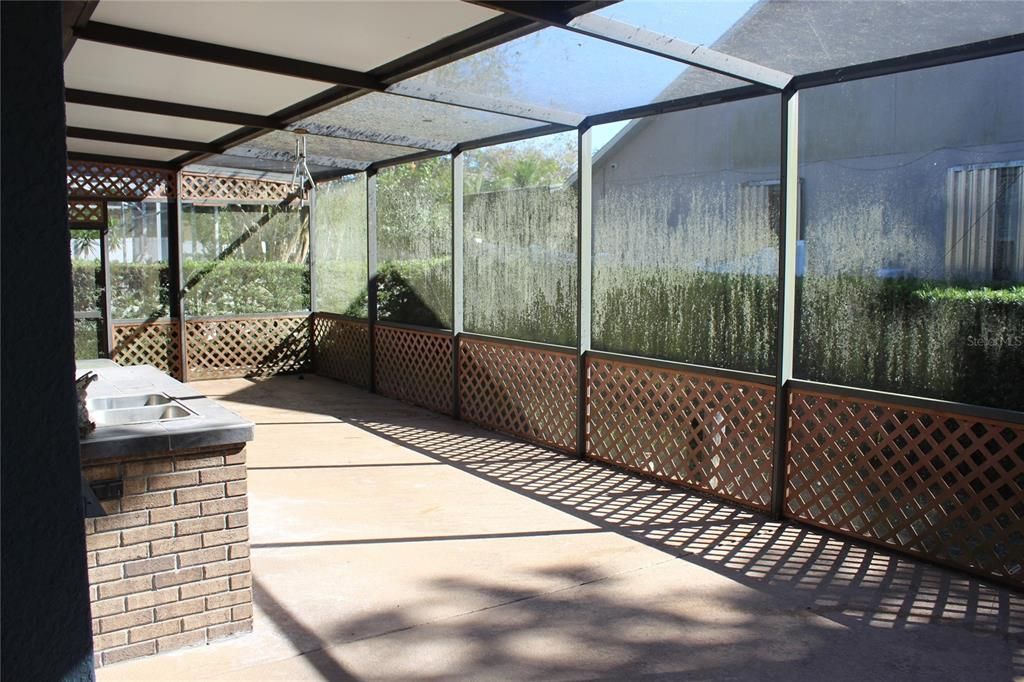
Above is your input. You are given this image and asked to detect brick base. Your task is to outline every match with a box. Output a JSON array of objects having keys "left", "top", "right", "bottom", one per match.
[{"left": 83, "top": 444, "right": 253, "bottom": 667}]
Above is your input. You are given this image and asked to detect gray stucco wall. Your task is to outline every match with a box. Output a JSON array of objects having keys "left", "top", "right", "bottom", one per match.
[{"left": 593, "top": 51, "right": 1024, "bottom": 280}]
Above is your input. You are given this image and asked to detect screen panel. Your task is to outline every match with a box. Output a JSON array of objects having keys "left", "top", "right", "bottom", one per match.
[
  {"left": 796, "top": 52, "right": 1024, "bottom": 410},
  {"left": 463, "top": 132, "right": 578, "bottom": 346},
  {"left": 108, "top": 201, "right": 170, "bottom": 321},
  {"left": 390, "top": 27, "right": 744, "bottom": 123},
  {"left": 595, "top": 1, "right": 1024, "bottom": 76},
  {"left": 293, "top": 92, "right": 544, "bottom": 150},
  {"left": 70, "top": 229, "right": 104, "bottom": 360},
  {"left": 314, "top": 174, "right": 368, "bottom": 317},
  {"left": 228, "top": 130, "right": 422, "bottom": 170},
  {"left": 181, "top": 201, "right": 310, "bottom": 316},
  {"left": 592, "top": 95, "right": 782, "bottom": 373},
  {"left": 376, "top": 156, "right": 453, "bottom": 328}
]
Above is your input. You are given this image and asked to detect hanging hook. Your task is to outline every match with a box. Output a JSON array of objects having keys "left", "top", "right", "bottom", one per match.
[{"left": 290, "top": 128, "right": 315, "bottom": 207}]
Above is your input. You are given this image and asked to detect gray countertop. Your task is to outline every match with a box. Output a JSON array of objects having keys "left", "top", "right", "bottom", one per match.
[{"left": 78, "top": 365, "right": 254, "bottom": 462}]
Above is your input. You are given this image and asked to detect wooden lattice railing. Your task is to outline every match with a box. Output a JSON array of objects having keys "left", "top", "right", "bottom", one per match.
[
  {"left": 180, "top": 172, "right": 294, "bottom": 203},
  {"left": 68, "top": 201, "right": 107, "bottom": 228},
  {"left": 374, "top": 324, "right": 453, "bottom": 415},
  {"left": 67, "top": 161, "right": 175, "bottom": 201},
  {"left": 459, "top": 337, "right": 578, "bottom": 452},
  {"left": 586, "top": 356, "right": 775, "bottom": 511},
  {"left": 111, "top": 320, "right": 182, "bottom": 379},
  {"left": 312, "top": 314, "right": 371, "bottom": 388},
  {"left": 786, "top": 386, "right": 1024, "bottom": 585},
  {"left": 185, "top": 315, "right": 311, "bottom": 380}
]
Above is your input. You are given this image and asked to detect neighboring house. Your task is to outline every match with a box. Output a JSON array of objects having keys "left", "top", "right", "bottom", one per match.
[{"left": 592, "top": 0, "right": 1024, "bottom": 283}]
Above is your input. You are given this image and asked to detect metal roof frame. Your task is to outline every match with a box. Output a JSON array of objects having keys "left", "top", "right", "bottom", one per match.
[{"left": 64, "top": 1, "right": 1024, "bottom": 177}]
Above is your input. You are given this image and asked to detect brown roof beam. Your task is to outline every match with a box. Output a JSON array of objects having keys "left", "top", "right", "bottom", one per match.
[
  {"left": 66, "top": 89, "right": 283, "bottom": 130},
  {"left": 74, "top": 22, "right": 386, "bottom": 89},
  {"left": 67, "top": 126, "right": 220, "bottom": 153},
  {"left": 67, "top": 151, "right": 179, "bottom": 171}
]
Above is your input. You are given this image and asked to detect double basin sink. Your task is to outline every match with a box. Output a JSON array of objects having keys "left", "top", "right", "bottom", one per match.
[{"left": 87, "top": 392, "right": 195, "bottom": 427}]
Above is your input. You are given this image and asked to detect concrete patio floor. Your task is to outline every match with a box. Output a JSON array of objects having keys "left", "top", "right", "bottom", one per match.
[{"left": 98, "top": 374, "right": 1024, "bottom": 681}]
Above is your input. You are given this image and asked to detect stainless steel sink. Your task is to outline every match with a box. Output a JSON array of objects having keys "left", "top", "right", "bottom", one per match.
[
  {"left": 87, "top": 393, "right": 173, "bottom": 411},
  {"left": 88, "top": 394, "right": 196, "bottom": 427}
]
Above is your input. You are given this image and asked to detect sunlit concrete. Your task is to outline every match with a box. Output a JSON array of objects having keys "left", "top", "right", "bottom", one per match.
[{"left": 99, "top": 375, "right": 1024, "bottom": 681}]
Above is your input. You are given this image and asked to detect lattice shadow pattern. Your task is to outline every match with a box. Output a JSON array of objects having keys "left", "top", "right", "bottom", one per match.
[
  {"left": 587, "top": 357, "right": 775, "bottom": 511},
  {"left": 67, "top": 162, "right": 174, "bottom": 201},
  {"left": 180, "top": 173, "right": 294, "bottom": 204},
  {"left": 312, "top": 314, "right": 370, "bottom": 388},
  {"left": 353, "top": 415, "right": 1022, "bottom": 649},
  {"left": 112, "top": 321, "right": 182, "bottom": 378},
  {"left": 459, "top": 338, "right": 578, "bottom": 452},
  {"left": 787, "top": 388, "right": 1024, "bottom": 586},
  {"left": 186, "top": 315, "right": 311, "bottom": 380},
  {"left": 374, "top": 325, "right": 453, "bottom": 415}
]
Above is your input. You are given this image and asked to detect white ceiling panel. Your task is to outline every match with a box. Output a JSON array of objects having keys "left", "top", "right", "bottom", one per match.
[
  {"left": 90, "top": 1, "right": 501, "bottom": 72},
  {"left": 65, "top": 41, "right": 329, "bottom": 116},
  {"left": 67, "top": 139, "right": 184, "bottom": 162},
  {"left": 66, "top": 103, "right": 239, "bottom": 142}
]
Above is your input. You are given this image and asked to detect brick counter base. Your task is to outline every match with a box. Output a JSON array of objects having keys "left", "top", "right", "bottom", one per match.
[{"left": 83, "top": 444, "right": 253, "bottom": 667}]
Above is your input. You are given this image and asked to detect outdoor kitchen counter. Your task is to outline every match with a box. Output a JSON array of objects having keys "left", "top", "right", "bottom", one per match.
[
  {"left": 77, "top": 364, "right": 256, "bottom": 667},
  {"left": 78, "top": 364, "right": 254, "bottom": 461}
]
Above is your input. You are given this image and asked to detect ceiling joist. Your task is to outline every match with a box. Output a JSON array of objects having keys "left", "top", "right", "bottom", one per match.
[
  {"left": 67, "top": 151, "right": 179, "bottom": 170},
  {"left": 66, "top": 89, "right": 282, "bottom": 129},
  {"left": 74, "top": 21, "right": 386, "bottom": 89},
  {"left": 67, "top": 126, "right": 219, "bottom": 153}
]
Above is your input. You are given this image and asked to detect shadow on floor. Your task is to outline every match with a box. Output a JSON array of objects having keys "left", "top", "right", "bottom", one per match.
[{"left": 213, "top": 375, "right": 1024, "bottom": 680}]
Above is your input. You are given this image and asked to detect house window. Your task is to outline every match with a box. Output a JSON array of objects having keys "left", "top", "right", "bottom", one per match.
[
  {"left": 738, "top": 179, "right": 806, "bottom": 276},
  {"left": 739, "top": 179, "right": 803, "bottom": 239},
  {"left": 946, "top": 162, "right": 1024, "bottom": 282}
]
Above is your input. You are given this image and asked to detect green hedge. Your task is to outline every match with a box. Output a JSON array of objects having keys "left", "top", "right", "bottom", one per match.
[
  {"left": 798, "top": 278, "right": 1024, "bottom": 410},
  {"left": 72, "top": 260, "right": 309, "bottom": 319},
  {"left": 327, "top": 259, "right": 449, "bottom": 327},
  {"left": 314, "top": 260, "right": 368, "bottom": 318},
  {"left": 594, "top": 270, "right": 778, "bottom": 373},
  {"left": 73, "top": 258, "right": 1022, "bottom": 409},
  {"left": 71, "top": 260, "right": 103, "bottom": 312},
  {"left": 183, "top": 260, "right": 309, "bottom": 316}
]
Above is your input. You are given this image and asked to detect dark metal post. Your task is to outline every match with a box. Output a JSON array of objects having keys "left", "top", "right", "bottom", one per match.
[
  {"left": 771, "top": 89, "right": 800, "bottom": 519},
  {"left": 100, "top": 207, "right": 114, "bottom": 359},
  {"left": 451, "top": 152, "right": 464, "bottom": 418},
  {"left": 171, "top": 175, "right": 189, "bottom": 381},
  {"left": 307, "top": 186, "right": 318, "bottom": 314},
  {"left": 306, "top": 185, "right": 317, "bottom": 373},
  {"left": 576, "top": 125, "right": 593, "bottom": 457},
  {"left": 366, "top": 170, "right": 378, "bottom": 393}
]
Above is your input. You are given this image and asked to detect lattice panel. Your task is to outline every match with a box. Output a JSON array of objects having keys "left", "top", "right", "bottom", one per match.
[
  {"left": 67, "top": 162, "right": 174, "bottom": 200},
  {"left": 586, "top": 357, "right": 775, "bottom": 510},
  {"left": 786, "top": 388, "right": 1024, "bottom": 584},
  {"left": 374, "top": 325, "right": 453, "bottom": 415},
  {"left": 459, "top": 338, "right": 578, "bottom": 452},
  {"left": 180, "top": 173, "right": 294, "bottom": 203},
  {"left": 312, "top": 314, "right": 370, "bottom": 388},
  {"left": 112, "top": 321, "right": 182, "bottom": 379},
  {"left": 186, "top": 315, "right": 311, "bottom": 379},
  {"left": 68, "top": 201, "right": 107, "bottom": 227}
]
